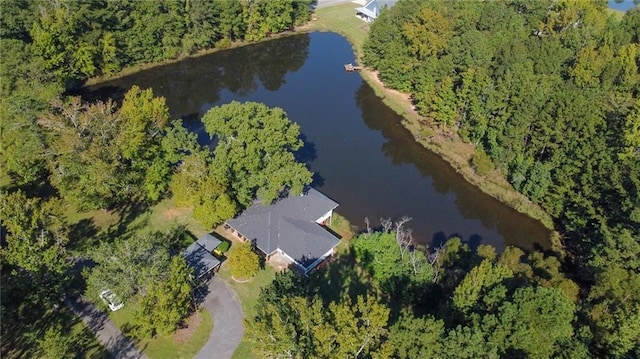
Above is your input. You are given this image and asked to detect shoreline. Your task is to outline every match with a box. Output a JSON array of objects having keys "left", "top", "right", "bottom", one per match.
[
  {"left": 299, "top": 6, "right": 560, "bottom": 251},
  {"left": 83, "top": 12, "right": 560, "bottom": 252}
]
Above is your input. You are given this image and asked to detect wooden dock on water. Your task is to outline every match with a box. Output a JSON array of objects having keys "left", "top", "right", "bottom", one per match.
[{"left": 344, "top": 63, "right": 362, "bottom": 72}]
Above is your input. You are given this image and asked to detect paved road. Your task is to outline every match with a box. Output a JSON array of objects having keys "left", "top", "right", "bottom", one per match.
[
  {"left": 65, "top": 296, "right": 148, "bottom": 359},
  {"left": 194, "top": 276, "right": 245, "bottom": 359}
]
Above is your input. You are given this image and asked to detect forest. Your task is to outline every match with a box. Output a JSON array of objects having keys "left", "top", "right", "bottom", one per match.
[
  {"left": 1, "top": 0, "right": 639, "bottom": 358},
  {"left": 1, "top": 1, "right": 314, "bottom": 357},
  {"left": 359, "top": 0, "right": 639, "bottom": 357}
]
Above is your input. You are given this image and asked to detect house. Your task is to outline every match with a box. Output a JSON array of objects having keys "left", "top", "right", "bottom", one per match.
[
  {"left": 355, "top": 0, "right": 398, "bottom": 23},
  {"left": 183, "top": 233, "right": 223, "bottom": 282},
  {"left": 225, "top": 187, "right": 340, "bottom": 275}
]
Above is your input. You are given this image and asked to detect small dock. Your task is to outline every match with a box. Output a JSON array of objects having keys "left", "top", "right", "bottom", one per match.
[{"left": 344, "top": 63, "right": 362, "bottom": 72}]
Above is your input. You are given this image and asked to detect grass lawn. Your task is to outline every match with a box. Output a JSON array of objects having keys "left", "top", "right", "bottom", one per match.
[
  {"left": 217, "top": 265, "right": 276, "bottom": 320},
  {"left": 65, "top": 198, "right": 209, "bottom": 254},
  {"left": 328, "top": 212, "right": 358, "bottom": 240},
  {"left": 109, "top": 302, "right": 213, "bottom": 359},
  {"left": 305, "top": 3, "right": 370, "bottom": 58}
]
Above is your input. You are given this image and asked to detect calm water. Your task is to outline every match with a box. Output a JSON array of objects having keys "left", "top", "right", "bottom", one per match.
[
  {"left": 83, "top": 32, "right": 551, "bottom": 251},
  {"left": 608, "top": 0, "right": 637, "bottom": 11}
]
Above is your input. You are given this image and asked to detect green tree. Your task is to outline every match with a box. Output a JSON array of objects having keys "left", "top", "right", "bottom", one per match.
[
  {"left": 39, "top": 325, "right": 72, "bottom": 359},
  {"left": 452, "top": 259, "right": 513, "bottom": 315},
  {"left": 329, "top": 295, "right": 390, "bottom": 358},
  {"left": 170, "top": 152, "right": 238, "bottom": 229},
  {"left": 442, "top": 325, "right": 499, "bottom": 359},
  {"left": 29, "top": 1, "right": 104, "bottom": 86},
  {"left": 134, "top": 256, "right": 193, "bottom": 338},
  {"left": 0, "top": 191, "right": 69, "bottom": 281},
  {"left": 587, "top": 265, "right": 640, "bottom": 356},
  {"left": 248, "top": 296, "right": 308, "bottom": 357},
  {"left": 118, "top": 85, "right": 174, "bottom": 201},
  {"left": 41, "top": 87, "right": 183, "bottom": 208},
  {"left": 40, "top": 97, "right": 124, "bottom": 209},
  {"left": 214, "top": 0, "right": 245, "bottom": 41},
  {"left": 488, "top": 286, "right": 576, "bottom": 358},
  {"left": 118, "top": 85, "right": 169, "bottom": 160},
  {"left": 248, "top": 292, "right": 389, "bottom": 359},
  {"left": 0, "top": 62, "right": 59, "bottom": 187},
  {"left": 351, "top": 230, "right": 433, "bottom": 301},
  {"left": 620, "top": 98, "right": 640, "bottom": 161},
  {"left": 402, "top": 5, "right": 452, "bottom": 60},
  {"left": 84, "top": 233, "right": 173, "bottom": 302},
  {"left": 227, "top": 242, "right": 260, "bottom": 280},
  {"left": 382, "top": 315, "right": 446, "bottom": 359},
  {"left": 202, "top": 101, "right": 313, "bottom": 206}
]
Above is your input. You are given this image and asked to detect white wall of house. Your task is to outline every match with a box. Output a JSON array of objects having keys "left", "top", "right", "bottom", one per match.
[{"left": 315, "top": 210, "right": 334, "bottom": 224}]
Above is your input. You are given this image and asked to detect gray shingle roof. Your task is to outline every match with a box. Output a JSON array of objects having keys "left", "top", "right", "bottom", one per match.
[
  {"left": 197, "top": 233, "right": 222, "bottom": 252},
  {"left": 226, "top": 188, "right": 340, "bottom": 269},
  {"left": 183, "top": 234, "right": 222, "bottom": 280}
]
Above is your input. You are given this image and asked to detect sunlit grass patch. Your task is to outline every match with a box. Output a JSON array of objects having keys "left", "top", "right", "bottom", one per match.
[
  {"left": 306, "top": 4, "right": 370, "bottom": 56},
  {"left": 108, "top": 300, "right": 213, "bottom": 359}
]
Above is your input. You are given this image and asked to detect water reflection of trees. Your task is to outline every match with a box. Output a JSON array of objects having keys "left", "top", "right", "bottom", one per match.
[
  {"left": 81, "top": 34, "right": 310, "bottom": 118},
  {"left": 355, "top": 83, "right": 550, "bottom": 250}
]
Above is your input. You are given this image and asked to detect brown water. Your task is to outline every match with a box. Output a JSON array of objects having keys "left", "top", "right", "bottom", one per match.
[{"left": 82, "top": 32, "right": 551, "bottom": 251}]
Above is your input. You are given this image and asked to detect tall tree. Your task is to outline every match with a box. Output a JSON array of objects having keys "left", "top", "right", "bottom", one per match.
[
  {"left": 0, "top": 191, "right": 70, "bottom": 287},
  {"left": 587, "top": 265, "right": 640, "bottom": 356},
  {"left": 40, "top": 87, "right": 184, "bottom": 209},
  {"left": 202, "top": 101, "right": 313, "bottom": 206},
  {"left": 84, "top": 232, "right": 173, "bottom": 302},
  {"left": 170, "top": 151, "right": 238, "bottom": 229},
  {"left": 488, "top": 286, "right": 576, "bottom": 358},
  {"left": 134, "top": 256, "right": 193, "bottom": 338},
  {"left": 352, "top": 230, "right": 433, "bottom": 302}
]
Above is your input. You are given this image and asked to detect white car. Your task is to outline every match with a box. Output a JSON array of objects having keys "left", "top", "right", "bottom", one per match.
[{"left": 99, "top": 290, "right": 124, "bottom": 311}]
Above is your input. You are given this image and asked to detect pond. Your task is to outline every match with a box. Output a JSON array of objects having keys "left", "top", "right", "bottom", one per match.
[
  {"left": 83, "top": 32, "right": 551, "bottom": 251},
  {"left": 608, "top": 0, "right": 637, "bottom": 11}
]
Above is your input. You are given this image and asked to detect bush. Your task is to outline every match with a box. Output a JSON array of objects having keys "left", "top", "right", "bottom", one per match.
[
  {"left": 470, "top": 150, "right": 494, "bottom": 176},
  {"left": 227, "top": 242, "right": 260, "bottom": 280},
  {"left": 217, "top": 240, "right": 231, "bottom": 253},
  {"left": 215, "top": 38, "right": 232, "bottom": 49}
]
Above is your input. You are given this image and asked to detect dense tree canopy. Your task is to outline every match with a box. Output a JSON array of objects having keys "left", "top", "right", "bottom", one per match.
[
  {"left": 170, "top": 151, "right": 238, "bottom": 229},
  {"left": 134, "top": 256, "right": 193, "bottom": 338},
  {"left": 2, "top": 0, "right": 639, "bottom": 357},
  {"left": 363, "top": 1, "right": 640, "bottom": 356},
  {"left": 249, "top": 232, "right": 584, "bottom": 359},
  {"left": 247, "top": 272, "right": 391, "bottom": 359},
  {"left": 352, "top": 221, "right": 433, "bottom": 303},
  {"left": 202, "top": 101, "right": 313, "bottom": 206},
  {"left": 364, "top": 0, "right": 639, "bottom": 268},
  {"left": 39, "top": 86, "right": 188, "bottom": 210},
  {"left": 0, "top": 0, "right": 312, "bottom": 88}
]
